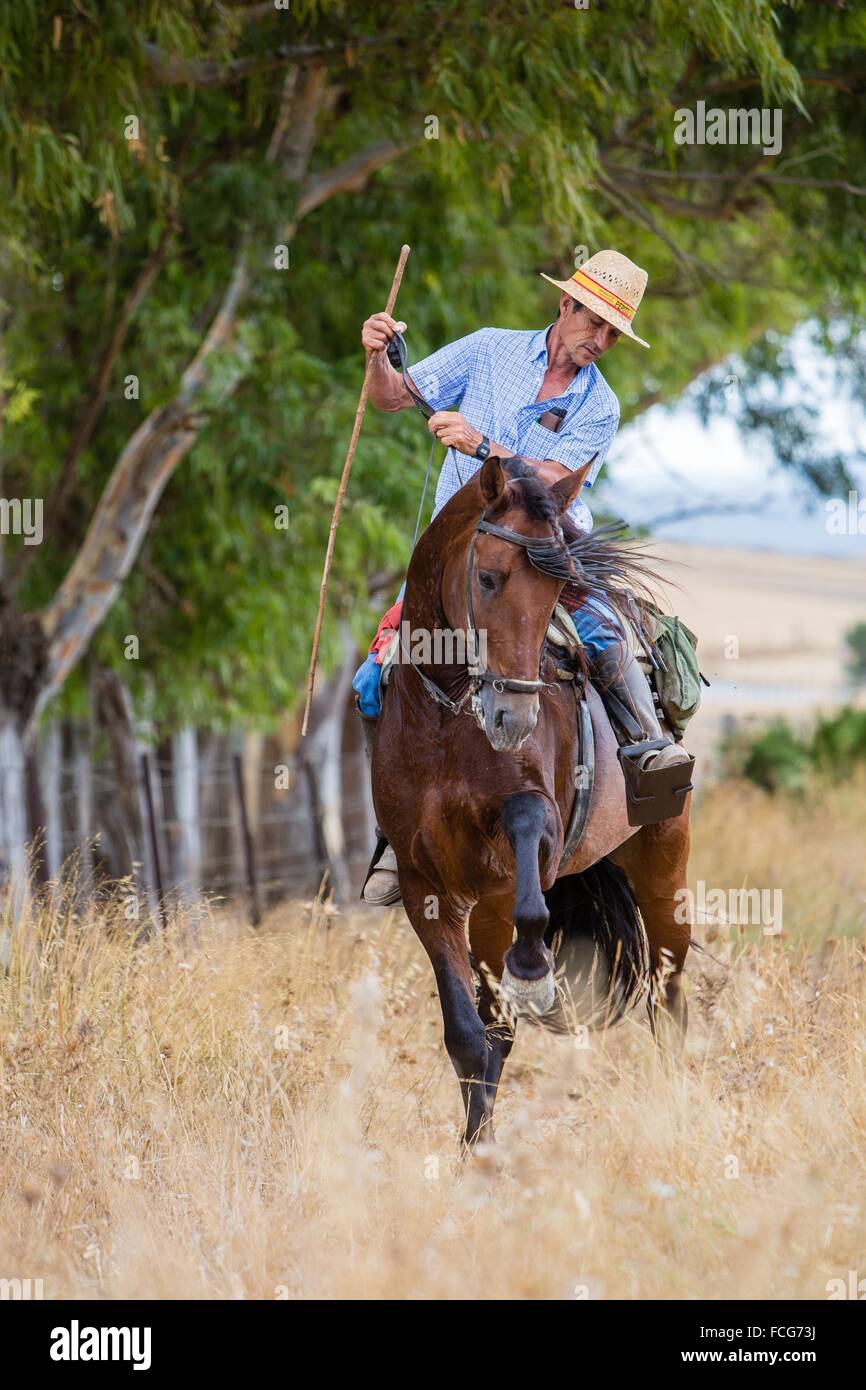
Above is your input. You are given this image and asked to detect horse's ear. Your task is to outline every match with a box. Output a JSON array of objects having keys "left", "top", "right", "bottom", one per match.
[
  {"left": 548, "top": 458, "right": 594, "bottom": 515},
  {"left": 479, "top": 454, "right": 508, "bottom": 505}
]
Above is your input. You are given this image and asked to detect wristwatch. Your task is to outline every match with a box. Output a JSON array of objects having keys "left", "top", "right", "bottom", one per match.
[{"left": 474, "top": 434, "right": 491, "bottom": 461}]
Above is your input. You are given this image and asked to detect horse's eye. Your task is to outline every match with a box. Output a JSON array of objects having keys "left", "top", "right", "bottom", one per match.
[{"left": 477, "top": 571, "right": 497, "bottom": 592}]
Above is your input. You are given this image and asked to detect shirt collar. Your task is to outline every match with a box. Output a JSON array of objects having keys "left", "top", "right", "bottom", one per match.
[{"left": 529, "top": 324, "right": 556, "bottom": 364}]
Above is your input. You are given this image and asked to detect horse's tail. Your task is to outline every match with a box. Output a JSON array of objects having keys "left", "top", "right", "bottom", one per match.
[{"left": 542, "top": 859, "right": 650, "bottom": 1032}]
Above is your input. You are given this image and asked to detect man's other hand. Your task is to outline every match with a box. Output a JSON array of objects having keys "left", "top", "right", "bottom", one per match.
[
  {"left": 428, "top": 411, "right": 483, "bottom": 455},
  {"left": 361, "top": 312, "right": 407, "bottom": 354}
]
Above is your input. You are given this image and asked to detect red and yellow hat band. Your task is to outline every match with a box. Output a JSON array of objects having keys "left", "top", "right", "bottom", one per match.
[{"left": 569, "top": 268, "right": 636, "bottom": 321}]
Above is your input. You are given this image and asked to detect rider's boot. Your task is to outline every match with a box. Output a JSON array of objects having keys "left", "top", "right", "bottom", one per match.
[
  {"left": 593, "top": 645, "right": 694, "bottom": 823},
  {"left": 357, "top": 706, "right": 402, "bottom": 906}
]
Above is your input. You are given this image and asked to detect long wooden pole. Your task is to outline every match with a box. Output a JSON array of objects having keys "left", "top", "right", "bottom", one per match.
[{"left": 301, "top": 244, "right": 411, "bottom": 736}]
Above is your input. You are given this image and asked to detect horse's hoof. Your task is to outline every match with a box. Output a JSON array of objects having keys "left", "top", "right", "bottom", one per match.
[{"left": 500, "top": 962, "right": 557, "bottom": 1015}]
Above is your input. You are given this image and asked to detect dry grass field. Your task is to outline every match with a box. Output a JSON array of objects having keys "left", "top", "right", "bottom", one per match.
[{"left": 1, "top": 773, "right": 865, "bottom": 1302}]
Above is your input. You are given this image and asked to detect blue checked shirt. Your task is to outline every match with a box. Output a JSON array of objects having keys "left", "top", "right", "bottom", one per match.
[{"left": 409, "top": 324, "right": 620, "bottom": 532}]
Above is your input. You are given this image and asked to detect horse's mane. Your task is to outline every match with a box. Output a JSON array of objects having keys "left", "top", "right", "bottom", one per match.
[{"left": 490, "top": 458, "right": 665, "bottom": 632}]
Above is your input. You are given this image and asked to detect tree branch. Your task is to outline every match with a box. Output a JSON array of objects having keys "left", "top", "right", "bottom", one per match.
[
  {"left": 607, "top": 164, "right": 866, "bottom": 198},
  {"left": 296, "top": 140, "right": 415, "bottom": 222},
  {"left": 30, "top": 56, "right": 417, "bottom": 732},
  {"left": 139, "top": 35, "right": 381, "bottom": 87},
  {"left": 32, "top": 64, "right": 325, "bottom": 729},
  {"left": 9, "top": 222, "right": 177, "bottom": 592},
  {"left": 610, "top": 156, "right": 766, "bottom": 222},
  {"left": 594, "top": 175, "right": 724, "bottom": 282},
  {"left": 139, "top": 555, "right": 194, "bottom": 614}
]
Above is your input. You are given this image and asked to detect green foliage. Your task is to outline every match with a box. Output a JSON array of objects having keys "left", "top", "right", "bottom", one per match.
[
  {"left": 723, "top": 707, "right": 866, "bottom": 792},
  {"left": 692, "top": 327, "right": 866, "bottom": 498},
  {"left": 732, "top": 718, "right": 811, "bottom": 793},
  {"left": 844, "top": 622, "right": 866, "bottom": 684},
  {"left": 811, "top": 706, "right": 866, "bottom": 776},
  {"left": 0, "top": 0, "right": 864, "bottom": 729}
]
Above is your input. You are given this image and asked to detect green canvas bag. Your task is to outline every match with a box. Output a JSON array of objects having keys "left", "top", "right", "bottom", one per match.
[{"left": 644, "top": 604, "right": 705, "bottom": 740}]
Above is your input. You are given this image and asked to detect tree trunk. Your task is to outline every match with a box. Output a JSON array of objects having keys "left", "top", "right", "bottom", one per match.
[
  {"left": 29, "top": 64, "right": 328, "bottom": 736},
  {"left": 0, "top": 61, "right": 407, "bottom": 899},
  {"left": 0, "top": 596, "right": 50, "bottom": 897}
]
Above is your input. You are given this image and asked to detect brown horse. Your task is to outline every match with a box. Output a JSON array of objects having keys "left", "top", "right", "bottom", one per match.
[{"left": 370, "top": 455, "right": 692, "bottom": 1148}]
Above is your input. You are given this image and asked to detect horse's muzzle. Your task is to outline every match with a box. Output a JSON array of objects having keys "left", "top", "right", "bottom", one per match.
[{"left": 479, "top": 686, "right": 539, "bottom": 751}]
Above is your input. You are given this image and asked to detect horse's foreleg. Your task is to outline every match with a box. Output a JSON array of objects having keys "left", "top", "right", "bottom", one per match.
[
  {"left": 611, "top": 812, "right": 692, "bottom": 1059},
  {"left": 468, "top": 895, "right": 518, "bottom": 1138},
  {"left": 400, "top": 875, "right": 492, "bottom": 1150},
  {"left": 499, "top": 793, "right": 558, "bottom": 1015}
]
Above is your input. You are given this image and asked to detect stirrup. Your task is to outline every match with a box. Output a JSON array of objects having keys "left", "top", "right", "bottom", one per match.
[{"left": 617, "top": 738, "right": 695, "bottom": 827}]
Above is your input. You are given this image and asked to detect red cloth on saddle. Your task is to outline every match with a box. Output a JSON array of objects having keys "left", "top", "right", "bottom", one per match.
[
  {"left": 367, "top": 590, "right": 585, "bottom": 664},
  {"left": 560, "top": 587, "right": 582, "bottom": 615},
  {"left": 369, "top": 598, "right": 404, "bottom": 664}
]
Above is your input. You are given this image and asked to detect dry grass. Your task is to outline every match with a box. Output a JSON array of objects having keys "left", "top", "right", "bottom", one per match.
[{"left": 1, "top": 776, "right": 865, "bottom": 1301}]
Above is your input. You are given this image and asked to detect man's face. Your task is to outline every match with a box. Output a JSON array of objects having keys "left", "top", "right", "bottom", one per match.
[{"left": 558, "top": 293, "right": 621, "bottom": 366}]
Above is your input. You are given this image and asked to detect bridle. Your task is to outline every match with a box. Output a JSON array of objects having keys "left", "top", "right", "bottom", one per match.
[{"left": 400, "top": 509, "right": 584, "bottom": 720}]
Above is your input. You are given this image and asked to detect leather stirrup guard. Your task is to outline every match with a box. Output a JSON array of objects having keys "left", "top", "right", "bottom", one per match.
[{"left": 617, "top": 742, "right": 695, "bottom": 827}]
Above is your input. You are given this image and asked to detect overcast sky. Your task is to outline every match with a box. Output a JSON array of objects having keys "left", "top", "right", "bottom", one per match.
[{"left": 597, "top": 332, "right": 866, "bottom": 557}]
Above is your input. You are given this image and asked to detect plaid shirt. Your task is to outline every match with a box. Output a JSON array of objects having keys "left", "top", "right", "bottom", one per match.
[{"left": 410, "top": 325, "right": 620, "bottom": 532}]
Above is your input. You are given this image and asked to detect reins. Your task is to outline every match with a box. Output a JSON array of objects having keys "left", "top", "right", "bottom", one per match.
[
  {"left": 386, "top": 330, "right": 435, "bottom": 420},
  {"left": 387, "top": 329, "right": 440, "bottom": 549}
]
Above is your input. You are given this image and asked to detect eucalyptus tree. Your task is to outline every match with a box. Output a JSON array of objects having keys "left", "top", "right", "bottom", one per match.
[{"left": 0, "top": 0, "right": 863, "bottom": 874}]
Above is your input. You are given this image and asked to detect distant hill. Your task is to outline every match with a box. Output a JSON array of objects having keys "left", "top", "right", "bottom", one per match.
[{"left": 645, "top": 542, "right": 866, "bottom": 767}]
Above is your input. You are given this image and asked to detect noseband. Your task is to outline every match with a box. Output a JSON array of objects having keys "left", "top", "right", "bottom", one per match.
[{"left": 400, "top": 509, "right": 584, "bottom": 717}]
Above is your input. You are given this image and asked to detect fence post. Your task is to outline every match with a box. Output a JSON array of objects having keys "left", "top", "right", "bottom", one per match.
[
  {"left": 172, "top": 726, "right": 201, "bottom": 904},
  {"left": 232, "top": 751, "right": 261, "bottom": 926},
  {"left": 73, "top": 722, "right": 93, "bottom": 907},
  {"left": 39, "top": 720, "right": 63, "bottom": 887},
  {"left": 24, "top": 749, "right": 48, "bottom": 888},
  {"left": 140, "top": 751, "right": 166, "bottom": 930}
]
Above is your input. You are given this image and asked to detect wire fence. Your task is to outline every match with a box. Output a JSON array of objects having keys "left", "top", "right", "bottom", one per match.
[{"left": 5, "top": 725, "right": 376, "bottom": 914}]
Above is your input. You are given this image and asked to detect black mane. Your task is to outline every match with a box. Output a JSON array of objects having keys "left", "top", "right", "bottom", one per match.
[
  {"left": 495, "top": 456, "right": 665, "bottom": 628},
  {"left": 498, "top": 456, "right": 564, "bottom": 529}
]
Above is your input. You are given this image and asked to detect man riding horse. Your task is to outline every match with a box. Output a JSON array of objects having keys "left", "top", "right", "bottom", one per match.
[{"left": 353, "top": 249, "right": 692, "bottom": 906}]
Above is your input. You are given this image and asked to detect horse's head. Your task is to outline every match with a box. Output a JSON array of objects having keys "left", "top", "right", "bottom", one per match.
[{"left": 441, "top": 456, "right": 589, "bottom": 752}]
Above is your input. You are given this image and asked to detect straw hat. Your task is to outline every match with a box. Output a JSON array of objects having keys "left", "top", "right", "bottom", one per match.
[{"left": 540, "top": 249, "right": 650, "bottom": 348}]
